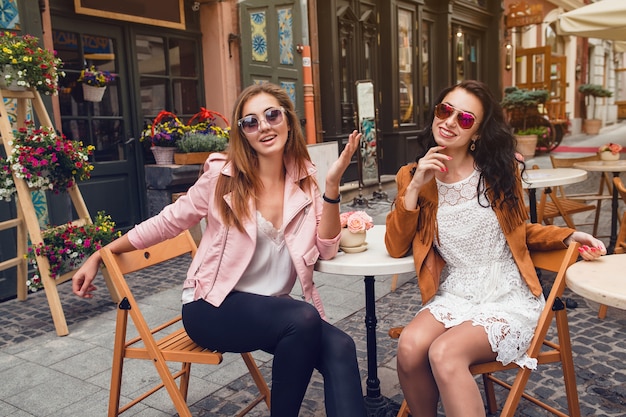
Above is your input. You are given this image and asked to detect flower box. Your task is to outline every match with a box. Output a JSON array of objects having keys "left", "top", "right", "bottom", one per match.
[{"left": 174, "top": 152, "right": 212, "bottom": 165}]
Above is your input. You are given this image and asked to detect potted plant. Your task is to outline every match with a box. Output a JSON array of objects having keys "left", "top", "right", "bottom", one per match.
[
  {"left": 174, "top": 132, "right": 229, "bottom": 164},
  {"left": 140, "top": 111, "right": 189, "bottom": 164},
  {"left": 501, "top": 87, "right": 550, "bottom": 159},
  {"left": 26, "top": 211, "right": 121, "bottom": 292},
  {"left": 0, "top": 121, "right": 94, "bottom": 200},
  {"left": 0, "top": 31, "right": 63, "bottom": 95},
  {"left": 338, "top": 210, "right": 374, "bottom": 252},
  {"left": 77, "top": 65, "right": 115, "bottom": 102},
  {"left": 578, "top": 84, "right": 613, "bottom": 135},
  {"left": 598, "top": 142, "right": 622, "bottom": 161}
]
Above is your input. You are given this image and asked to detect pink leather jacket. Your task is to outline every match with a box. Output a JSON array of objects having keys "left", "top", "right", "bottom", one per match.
[{"left": 127, "top": 153, "right": 340, "bottom": 318}]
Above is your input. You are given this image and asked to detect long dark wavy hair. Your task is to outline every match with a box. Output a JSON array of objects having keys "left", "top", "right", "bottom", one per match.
[{"left": 414, "top": 80, "right": 526, "bottom": 210}]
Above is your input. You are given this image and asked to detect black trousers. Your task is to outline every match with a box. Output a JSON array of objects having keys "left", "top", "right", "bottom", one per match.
[{"left": 182, "top": 291, "right": 367, "bottom": 417}]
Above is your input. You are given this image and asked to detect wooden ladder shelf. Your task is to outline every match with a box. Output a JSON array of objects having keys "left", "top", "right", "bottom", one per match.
[{"left": 0, "top": 87, "right": 108, "bottom": 336}]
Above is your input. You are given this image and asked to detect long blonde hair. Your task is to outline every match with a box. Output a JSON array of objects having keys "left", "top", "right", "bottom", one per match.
[{"left": 215, "top": 83, "right": 314, "bottom": 230}]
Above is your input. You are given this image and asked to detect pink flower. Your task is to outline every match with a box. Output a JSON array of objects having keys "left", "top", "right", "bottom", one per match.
[
  {"left": 599, "top": 143, "right": 622, "bottom": 155},
  {"left": 340, "top": 211, "right": 374, "bottom": 233}
]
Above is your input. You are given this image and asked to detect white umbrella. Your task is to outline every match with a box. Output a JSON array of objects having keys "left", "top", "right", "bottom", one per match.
[{"left": 557, "top": 0, "right": 626, "bottom": 41}]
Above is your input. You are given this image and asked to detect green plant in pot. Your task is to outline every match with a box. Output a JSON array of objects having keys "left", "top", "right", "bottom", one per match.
[
  {"left": 174, "top": 132, "right": 228, "bottom": 164},
  {"left": 578, "top": 83, "right": 612, "bottom": 135},
  {"left": 176, "top": 132, "right": 228, "bottom": 153},
  {"left": 501, "top": 87, "right": 550, "bottom": 158}
]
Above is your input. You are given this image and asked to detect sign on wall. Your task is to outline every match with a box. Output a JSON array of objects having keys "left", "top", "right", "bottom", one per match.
[{"left": 74, "top": 0, "right": 185, "bottom": 30}]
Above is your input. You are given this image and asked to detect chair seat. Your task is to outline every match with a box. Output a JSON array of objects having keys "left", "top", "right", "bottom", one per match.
[
  {"left": 540, "top": 198, "right": 596, "bottom": 220},
  {"left": 125, "top": 322, "right": 223, "bottom": 364}
]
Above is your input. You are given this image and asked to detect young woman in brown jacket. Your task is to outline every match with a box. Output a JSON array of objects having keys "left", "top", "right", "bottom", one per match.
[{"left": 385, "top": 80, "right": 605, "bottom": 417}]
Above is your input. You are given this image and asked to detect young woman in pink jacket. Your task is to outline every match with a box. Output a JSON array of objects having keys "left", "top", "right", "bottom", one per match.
[
  {"left": 73, "top": 83, "right": 367, "bottom": 417},
  {"left": 385, "top": 80, "right": 605, "bottom": 417}
]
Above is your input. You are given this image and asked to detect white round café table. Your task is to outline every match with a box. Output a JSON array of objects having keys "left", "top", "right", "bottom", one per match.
[
  {"left": 521, "top": 168, "right": 588, "bottom": 223},
  {"left": 315, "top": 225, "right": 414, "bottom": 414},
  {"left": 565, "top": 254, "right": 626, "bottom": 313},
  {"left": 572, "top": 160, "right": 626, "bottom": 254}
]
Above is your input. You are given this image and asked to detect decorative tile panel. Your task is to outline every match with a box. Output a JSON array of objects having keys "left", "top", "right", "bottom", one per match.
[
  {"left": 249, "top": 11, "right": 268, "bottom": 62},
  {"left": 277, "top": 7, "right": 293, "bottom": 65},
  {"left": 280, "top": 81, "right": 296, "bottom": 105},
  {"left": 0, "top": 0, "right": 20, "bottom": 30}
]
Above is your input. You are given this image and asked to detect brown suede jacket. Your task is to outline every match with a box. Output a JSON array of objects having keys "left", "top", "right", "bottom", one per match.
[{"left": 385, "top": 163, "right": 575, "bottom": 304}]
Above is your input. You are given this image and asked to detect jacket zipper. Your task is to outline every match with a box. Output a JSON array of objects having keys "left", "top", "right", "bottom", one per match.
[
  {"left": 194, "top": 225, "right": 229, "bottom": 279},
  {"left": 292, "top": 205, "right": 310, "bottom": 236}
]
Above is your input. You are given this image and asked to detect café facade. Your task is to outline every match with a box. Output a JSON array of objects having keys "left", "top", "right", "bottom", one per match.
[{"left": 1, "top": 0, "right": 620, "bottom": 299}]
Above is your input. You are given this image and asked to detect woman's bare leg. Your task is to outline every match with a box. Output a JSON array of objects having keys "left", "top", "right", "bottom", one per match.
[
  {"left": 428, "top": 321, "right": 497, "bottom": 417},
  {"left": 396, "top": 310, "right": 446, "bottom": 417}
]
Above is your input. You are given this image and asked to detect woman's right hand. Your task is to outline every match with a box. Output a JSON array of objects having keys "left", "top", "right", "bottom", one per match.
[
  {"left": 410, "top": 145, "right": 451, "bottom": 189},
  {"left": 72, "top": 252, "right": 102, "bottom": 298}
]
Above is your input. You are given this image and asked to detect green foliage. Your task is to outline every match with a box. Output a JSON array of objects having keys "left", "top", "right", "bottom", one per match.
[
  {"left": 501, "top": 87, "right": 550, "bottom": 131},
  {"left": 578, "top": 84, "right": 613, "bottom": 120},
  {"left": 516, "top": 126, "right": 548, "bottom": 136},
  {"left": 501, "top": 87, "right": 549, "bottom": 110},
  {"left": 176, "top": 132, "right": 228, "bottom": 153}
]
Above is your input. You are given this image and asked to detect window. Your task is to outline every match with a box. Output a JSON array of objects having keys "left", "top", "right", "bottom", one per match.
[
  {"left": 136, "top": 34, "right": 201, "bottom": 123},
  {"left": 55, "top": 30, "right": 124, "bottom": 162},
  {"left": 398, "top": 8, "right": 414, "bottom": 125}
]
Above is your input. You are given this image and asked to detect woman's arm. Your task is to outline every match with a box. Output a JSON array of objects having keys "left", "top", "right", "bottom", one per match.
[
  {"left": 317, "top": 130, "right": 361, "bottom": 239},
  {"left": 72, "top": 233, "right": 136, "bottom": 298}
]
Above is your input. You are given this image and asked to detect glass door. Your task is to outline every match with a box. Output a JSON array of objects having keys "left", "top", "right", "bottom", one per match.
[{"left": 53, "top": 17, "right": 143, "bottom": 231}]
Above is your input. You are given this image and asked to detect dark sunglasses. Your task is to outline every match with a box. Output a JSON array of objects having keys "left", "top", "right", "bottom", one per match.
[
  {"left": 434, "top": 102, "right": 477, "bottom": 130},
  {"left": 237, "top": 107, "right": 285, "bottom": 134}
]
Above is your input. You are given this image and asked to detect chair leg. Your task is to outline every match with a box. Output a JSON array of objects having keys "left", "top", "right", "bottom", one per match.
[
  {"left": 179, "top": 362, "right": 192, "bottom": 400},
  {"left": 397, "top": 399, "right": 410, "bottom": 417},
  {"left": 240, "top": 352, "right": 271, "bottom": 411},
  {"left": 108, "top": 309, "right": 129, "bottom": 417},
  {"left": 598, "top": 304, "right": 608, "bottom": 319},
  {"left": 556, "top": 309, "right": 582, "bottom": 417},
  {"left": 482, "top": 373, "right": 498, "bottom": 415},
  {"left": 497, "top": 368, "right": 533, "bottom": 417},
  {"left": 391, "top": 274, "right": 399, "bottom": 292}
]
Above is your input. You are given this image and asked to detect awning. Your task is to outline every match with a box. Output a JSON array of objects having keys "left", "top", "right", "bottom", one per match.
[{"left": 557, "top": 0, "right": 626, "bottom": 41}]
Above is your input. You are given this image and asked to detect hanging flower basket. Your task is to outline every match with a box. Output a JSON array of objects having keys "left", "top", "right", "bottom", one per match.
[
  {"left": 0, "top": 122, "right": 95, "bottom": 201},
  {"left": 82, "top": 84, "right": 106, "bottom": 102}
]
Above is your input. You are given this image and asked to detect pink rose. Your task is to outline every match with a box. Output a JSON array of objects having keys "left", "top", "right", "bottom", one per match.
[{"left": 347, "top": 216, "right": 366, "bottom": 233}]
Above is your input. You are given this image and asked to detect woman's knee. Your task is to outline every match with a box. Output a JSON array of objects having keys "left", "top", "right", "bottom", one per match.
[
  {"left": 428, "top": 337, "right": 462, "bottom": 380},
  {"left": 396, "top": 331, "right": 430, "bottom": 374}
]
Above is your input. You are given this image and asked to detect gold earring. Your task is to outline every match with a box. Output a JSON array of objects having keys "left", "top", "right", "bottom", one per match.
[{"left": 470, "top": 140, "right": 476, "bottom": 151}]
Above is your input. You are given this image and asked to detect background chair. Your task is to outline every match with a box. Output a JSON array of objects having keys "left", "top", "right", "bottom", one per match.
[
  {"left": 101, "top": 231, "right": 270, "bottom": 417},
  {"left": 389, "top": 242, "right": 581, "bottom": 417},
  {"left": 547, "top": 154, "right": 613, "bottom": 235}
]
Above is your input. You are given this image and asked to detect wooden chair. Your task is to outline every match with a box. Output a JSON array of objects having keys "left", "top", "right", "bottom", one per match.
[
  {"left": 548, "top": 154, "right": 613, "bottom": 235},
  {"left": 101, "top": 231, "right": 271, "bottom": 417},
  {"left": 530, "top": 164, "right": 596, "bottom": 231},
  {"left": 389, "top": 242, "right": 581, "bottom": 417},
  {"left": 597, "top": 177, "right": 626, "bottom": 319}
]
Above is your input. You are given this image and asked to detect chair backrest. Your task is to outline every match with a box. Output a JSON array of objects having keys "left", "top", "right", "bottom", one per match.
[
  {"left": 549, "top": 153, "right": 599, "bottom": 168},
  {"left": 526, "top": 242, "right": 580, "bottom": 356},
  {"left": 101, "top": 231, "right": 197, "bottom": 321},
  {"left": 614, "top": 177, "right": 626, "bottom": 254}
]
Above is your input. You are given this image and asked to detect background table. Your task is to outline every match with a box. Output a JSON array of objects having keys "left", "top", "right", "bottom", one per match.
[
  {"left": 522, "top": 168, "right": 588, "bottom": 223},
  {"left": 572, "top": 160, "right": 626, "bottom": 253},
  {"left": 315, "top": 225, "right": 414, "bottom": 415},
  {"left": 565, "top": 254, "right": 626, "bottom": 313}
]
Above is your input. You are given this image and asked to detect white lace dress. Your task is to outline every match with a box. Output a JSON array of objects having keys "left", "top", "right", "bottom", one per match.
[{"left": 422, "top": 169, "right": 544, "bottom": 369}]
